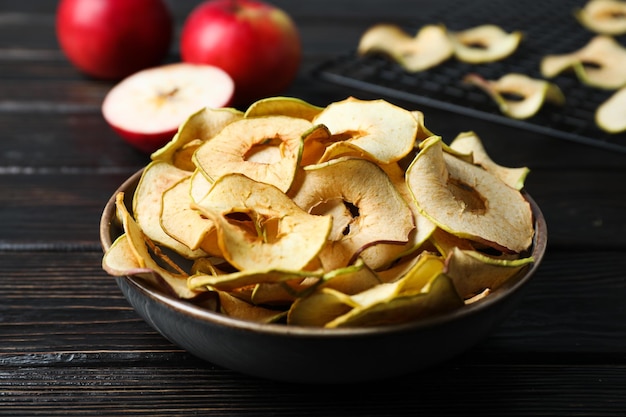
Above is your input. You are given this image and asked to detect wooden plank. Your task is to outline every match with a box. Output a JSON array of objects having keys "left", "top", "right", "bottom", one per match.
[{"left": 0, "top": 364, "right": 624, "bottom": 416}]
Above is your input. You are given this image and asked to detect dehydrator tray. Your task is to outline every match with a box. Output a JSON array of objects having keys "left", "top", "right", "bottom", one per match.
[{"left": 313, "top": 0, "right": 626, "bottom": 153}]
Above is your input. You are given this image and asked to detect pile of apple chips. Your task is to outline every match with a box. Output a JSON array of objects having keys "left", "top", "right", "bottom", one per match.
[{"left": 103, "top": 97, "right": 536, "bottom": 327}]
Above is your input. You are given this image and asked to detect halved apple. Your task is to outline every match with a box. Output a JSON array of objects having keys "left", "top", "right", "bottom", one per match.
[
  {"left": 312, "top": 97, "right": 418, "bottom": 164},
  {"left": 449, "top": 24, "right": 522, "bottom": 64},
  {"left": 576, "top": 0, "right": 626, "bottom": 35},
  {"left": 463, "top": 73, "right": 565, "bottom": 119},
  {"left": 406, "top": 136, "right": 534, "bottom": 253},
  {"left": 193, "top": 115, "right": 308, "bottom": 193},
  {"left": 102, "top": 62, "right": 235, "bottom": 153},
  {"left": 541, "top": 35, "right": 626, "bottom": 89},
  {"left": 358, "top": 23, "right": 454, "bottom": 72}
]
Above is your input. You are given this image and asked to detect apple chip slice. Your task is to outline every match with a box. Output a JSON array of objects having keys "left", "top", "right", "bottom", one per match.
[
  {"left": 160, "top": 176, "right": 220, "bottom": 256},
  {"left": 596, "top": 86, "right": 626, "bottom": 133},
  {"left": 358, "top": 23, "right": 454, "bottom": 72},
  {"left": 133, "top": 161, "right": 207, "bottom": 259},
  {"left": 576, "top": 0, "right": 626, "bottom": 35},
  {"left": 406, "top": 136, "right": 534, "bottom": 253},
  {"left": 290, "top": 157, "right": 415, "bottom": 271},
  {"left": 541, "top": 35, "right": 626, "bottom": 89},
  {"left": 151, "top": 106, "right": 243, "bottom": 170},
  {"left": 312, "top": 97, "right": 418, "bottom": 164},
  {"left": 324, "top": 255, "right": 463, "bottom": 328},
  {"left": 244, "top": 96, "right": 323, "bottom": 121},
  {"left": 193, "top": 115, "right": 308, "bottom": 193},
  {"left": 449, "top": 131, "right": 530, "bottom": 190},
  {"left": 449, "top": 24, "right": 522, "bottom": 64},
  {"left": 445, "top": 247, "right": 535, "bottom": 300},
  {"left": 192, "top": 173, "right": 332, "bottom": 271},
  {"left": 107, "top": 193, "right": 200, "bottom": 299},
  {"left": 463, "top": 73, "right": 565, "bottom": 120}
]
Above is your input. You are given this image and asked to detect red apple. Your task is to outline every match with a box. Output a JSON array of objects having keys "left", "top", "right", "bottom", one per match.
[
  {"left": 180, "top": 0, "right": 301, "bottom": 106},
  {"left": 56, "top": 0, "right": 173, "bottom": 80},
  {"left": 102, "top": 63, "right": 235, "bottom": 154}
]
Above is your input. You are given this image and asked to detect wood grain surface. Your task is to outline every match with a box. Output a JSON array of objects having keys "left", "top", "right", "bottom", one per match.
[{"left": 1, "top": 0, "right": 625, "bottom": 415}]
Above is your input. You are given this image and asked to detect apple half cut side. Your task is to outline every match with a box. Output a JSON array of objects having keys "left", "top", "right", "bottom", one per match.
[{"left": 102, "top": 62, "right": 235, "bottom": 154}]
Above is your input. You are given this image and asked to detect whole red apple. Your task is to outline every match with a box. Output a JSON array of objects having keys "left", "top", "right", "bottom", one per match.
[
  {"left": 180, "top": 0, "right": 301, "bottom": 106},
  {"left": 56, "top": 0, "right": 173, "bottom": 80}
]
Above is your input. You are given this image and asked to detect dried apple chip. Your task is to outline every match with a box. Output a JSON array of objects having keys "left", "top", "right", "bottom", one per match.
[
  {"left": 445, "top": 247, "right": 535, "bottom": 300},
  {"left": 449, "top": 24, "right": 522, "bottom": 64},
  {"left": 151, "top": 106, "right": 243, "bottom": 170},
  {"left": 358, "top": 23, "right": 454, "bottom": 72},
  {"left": 217, "top": 291, "right": 286, "bottom": 323},
  {"left": 449, "top": 131, "right": 530, "bottom": 190},
  {"left": 312, "top": 97, "right": 419, "bottom": 164},
  {"left": 406, "top": 136, "right": 534, "bottom": 253},
  {"left": 192, "top": 173, "right": 332, "bottom": 271},
  {"left": 160, "top": 176, "right": 220, "bottom": 256},
  {"left": 133, "top": 161, "right": 207, "bottom": 259},
  {"left": 596, "top": 86, "right": 626, "bottom": 133},
  {"left": 576, "top": 0, "right": 626, "bottom": 35},
  {"left": 324, "top": 255, "right": 462, "bottom": 328},
  {"left": 541, "top": 35, "right": 626, "bottom": 89},
  {"left": 290, "top": 157, "right": 414, "bottom": 271},
  {"left": 193, "top": 115, "right": 308, "bottom": 193},
  {"left": 244, "top": 96, "right": 323, "bottom": 121},
  {"left": 463, "top": 73, "right": 565, "bottom": 120},
  {"left": 109, "top": 192, "right": 199, "bottom": 299}
]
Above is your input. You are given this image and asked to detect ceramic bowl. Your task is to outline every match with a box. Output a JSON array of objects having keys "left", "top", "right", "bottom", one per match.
[{"left": 100, "top": 168, "right": 547, "bottom": 384}]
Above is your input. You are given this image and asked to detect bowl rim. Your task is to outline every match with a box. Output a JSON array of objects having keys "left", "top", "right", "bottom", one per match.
[{"left": 100, "top": 168, "right": 548, "bottom": 339}]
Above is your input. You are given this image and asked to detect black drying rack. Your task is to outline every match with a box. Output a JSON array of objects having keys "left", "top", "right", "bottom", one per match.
[{"left": 312, "top": 0, "right": 626, "bottom": 153}]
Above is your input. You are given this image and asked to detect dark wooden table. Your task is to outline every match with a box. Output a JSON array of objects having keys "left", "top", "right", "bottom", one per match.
[{"left": 2, "top": 0, "right": 625, "bottom": 415}]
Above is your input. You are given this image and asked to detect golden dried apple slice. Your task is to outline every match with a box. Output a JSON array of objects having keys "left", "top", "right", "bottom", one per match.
[
  {"left": 445, "top": 247, "right": 535, "bottom": 300},
  {"left": 540, "top": 35, "right": 626, "bottom": 89},
  {"left": 463, "top": 73, "right": 565, "bottom": 120},
  {"left": 193, "top": 115, "right": 308, "bottom": 193},
  {"left": 358, "top": 23, "right": 454, "bottom": 72},
  {"left": 324, "top": 255, "right": 462, "bottom": 328},
  {"left": 449, "top": 24, "right": 522, "bottom": 64},
  {"left": 188, "top": 267, "right": 323, "bottom": 293},
  {"left": 449, "top": 131, "right": 530, "bottom": 190},
  {"left": 406, "top": 136, "right": 534, "bottom": 253},
  {"left": 244, "top": 96, "right": 323, "bottom": 121},
  {"left": 576, "top": 0, "right": 626, "bottom": 35},
  {"left": 159, "top": 176, "right": 220, "bottom": 256},
  {"left": 312, "top": 97, "right": 418, "bottom": 164},
  {"left": 290, "top": 157, "right": 415, "bottom": 271},
  {"left": 133, "top": 161, "right": 207, "bottom": 259},
  {"left": 151, "top": 106, "right": 243, "bottom": 170},
  {"left": 192, "top": 173, "right": 332, "bottom": 271},
  {"left": 217, "top": 291, "right": 286, "bottom": 323},
  {"left": 596, "top": 86, "right": 626, "bottom": 133},
  {"left": 109, "top": 192, "right": 200, "bottom": 299}
]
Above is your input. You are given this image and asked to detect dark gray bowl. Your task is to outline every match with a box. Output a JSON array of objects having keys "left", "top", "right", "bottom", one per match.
[{"left": 100, "top": 168, "right": 547, "bottom": 384}]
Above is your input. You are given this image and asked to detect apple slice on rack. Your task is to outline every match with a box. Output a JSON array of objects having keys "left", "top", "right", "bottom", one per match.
[{"left": 102, "top": 62, "right": 235, "bottom": 154}]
